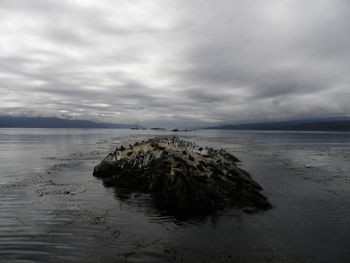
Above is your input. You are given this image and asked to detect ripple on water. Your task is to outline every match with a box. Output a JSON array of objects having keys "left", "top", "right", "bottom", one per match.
[{"left": 1, "top": 129, "right": 350, "bottom": 263}]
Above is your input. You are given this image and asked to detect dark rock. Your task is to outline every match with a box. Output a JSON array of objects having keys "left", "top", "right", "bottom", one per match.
[
  {"left": 93, "top": 136, "right": 271, "bottom": 213},
  {"left": 119, "top": 145, "right": 126, "bottom": 151}
]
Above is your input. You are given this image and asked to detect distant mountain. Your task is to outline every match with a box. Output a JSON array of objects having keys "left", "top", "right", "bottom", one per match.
[
  {"left": 0, "top": 116, "right": 138, "bottom": 129},
  {"left": 207, "top": 117, "right": 350, "bottom": 132}
]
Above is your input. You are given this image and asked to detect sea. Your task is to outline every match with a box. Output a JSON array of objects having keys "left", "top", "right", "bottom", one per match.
[{"left": 0, "top": 128, "right": 349, "bottom": 263}]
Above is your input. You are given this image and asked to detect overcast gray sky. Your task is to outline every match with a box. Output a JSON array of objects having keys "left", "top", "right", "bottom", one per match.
[{"left": 1, "top": 0, "right": 349, "bottom": 127}]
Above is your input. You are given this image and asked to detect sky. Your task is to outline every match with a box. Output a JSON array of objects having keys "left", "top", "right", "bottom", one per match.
[{"left": 1, "top": 0, "right": 350, "bottom": 127}]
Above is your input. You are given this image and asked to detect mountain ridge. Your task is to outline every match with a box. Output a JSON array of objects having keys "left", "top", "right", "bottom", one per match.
[
  {"left": 0, "top": 116, "right": 139, "bottom": 129},
  {"left": 206, "top": 117, "right": 350, "bottom": 132}
]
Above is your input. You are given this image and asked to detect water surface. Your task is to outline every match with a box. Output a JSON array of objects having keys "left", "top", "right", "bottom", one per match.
[{"left": 0, "top": 128, "right": 349, "bottom": 262}]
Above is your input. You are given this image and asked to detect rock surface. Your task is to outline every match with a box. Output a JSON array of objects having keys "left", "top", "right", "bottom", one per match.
[{"left": 93, "top": 136, "right": 271, "bottom": 213}]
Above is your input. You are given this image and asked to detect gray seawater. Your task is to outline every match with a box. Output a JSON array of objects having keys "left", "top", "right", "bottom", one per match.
[{"left": 0, "top": 128, "right": 350, "bottom": 263}]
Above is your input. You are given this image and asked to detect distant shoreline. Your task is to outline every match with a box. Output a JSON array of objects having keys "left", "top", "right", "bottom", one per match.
[
  {"left": 206, "top": 120, "right": 350, "bottom": 132},
  {"left": 1, "top": 127, "right": 350, "bottom": 133}
]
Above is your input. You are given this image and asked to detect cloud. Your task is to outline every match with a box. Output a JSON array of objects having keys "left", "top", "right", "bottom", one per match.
[{"left": 0, "top": 0, "right": 349, "bottom": 127}]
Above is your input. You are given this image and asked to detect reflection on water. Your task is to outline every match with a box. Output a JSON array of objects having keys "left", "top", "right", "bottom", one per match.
[{"left": 0, "top": 128, "right": 350, "bottom": 262}]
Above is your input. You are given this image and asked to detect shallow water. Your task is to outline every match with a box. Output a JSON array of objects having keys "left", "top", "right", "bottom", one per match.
[{"left": 0, "top": 128, "right": 349, "bottom": 262}]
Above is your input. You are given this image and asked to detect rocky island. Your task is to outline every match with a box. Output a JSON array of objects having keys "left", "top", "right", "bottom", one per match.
[{"left": 93, "top": 136, "right": 271, "bottom": 213}]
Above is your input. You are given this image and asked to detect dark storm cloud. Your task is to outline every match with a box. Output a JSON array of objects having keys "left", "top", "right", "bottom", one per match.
[{"left": 0, "top": 0, "right": 349, "bottom": 127}]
